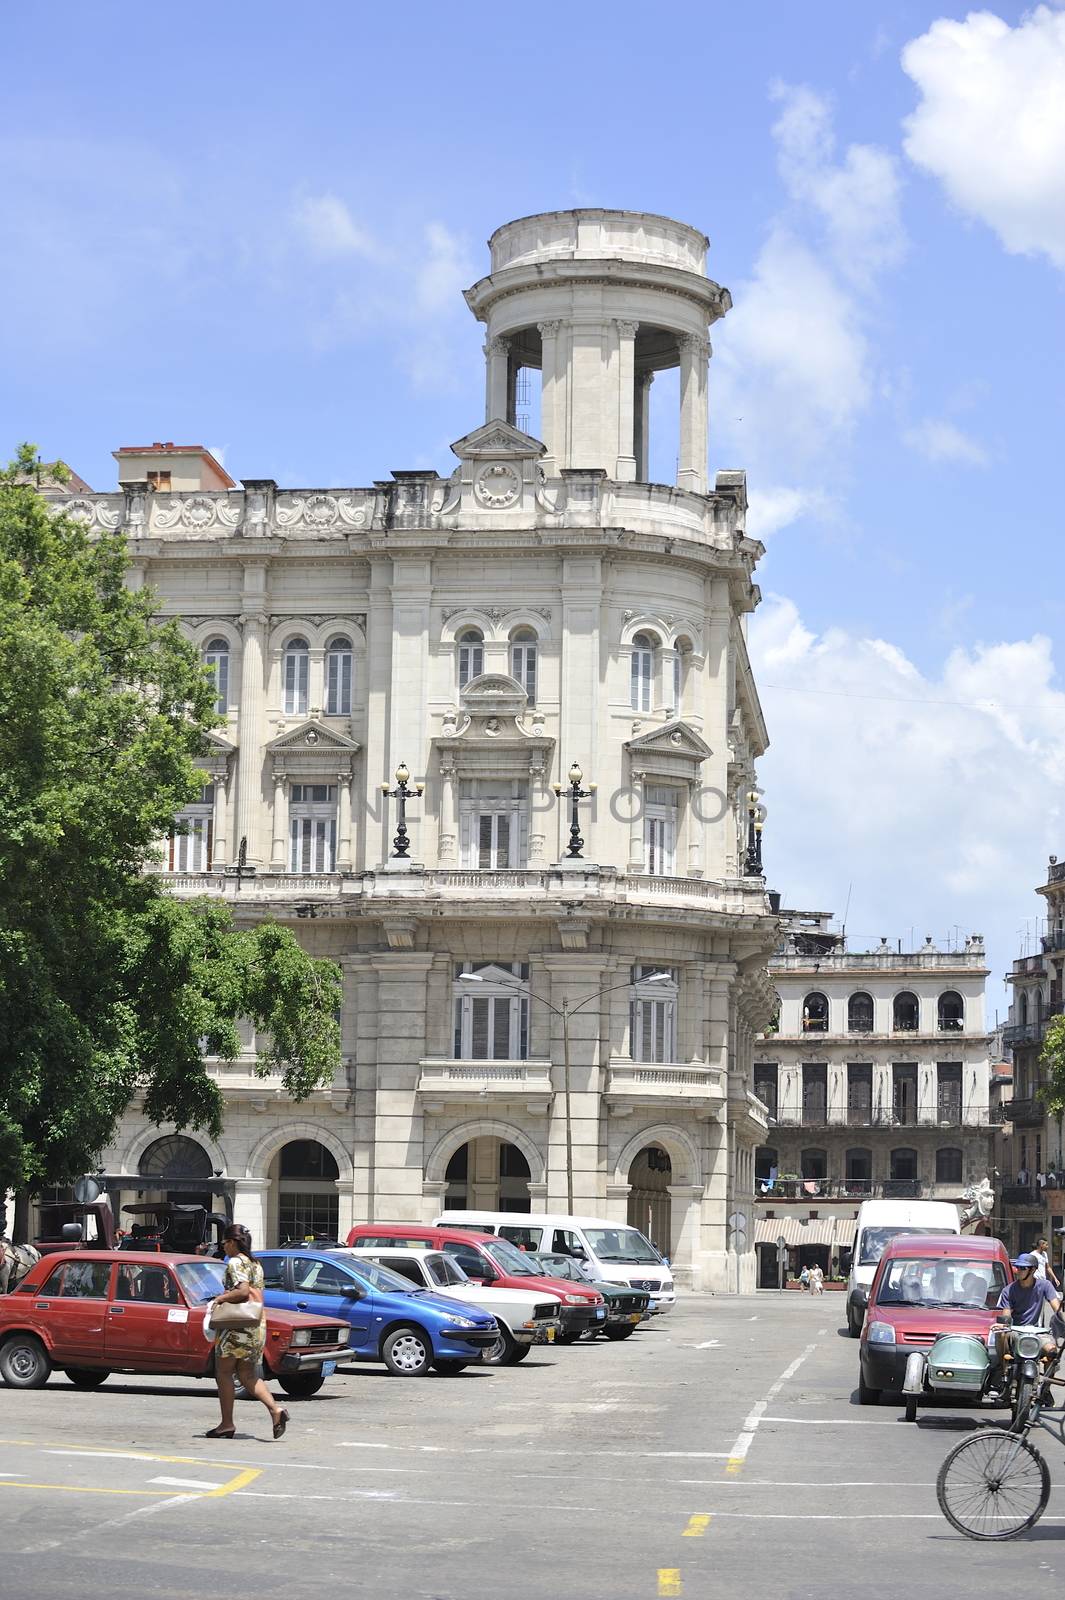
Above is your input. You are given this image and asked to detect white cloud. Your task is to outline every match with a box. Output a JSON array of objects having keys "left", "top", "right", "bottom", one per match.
[
  {"left": 750, "top": 594, "right": 1065, "bottom": 984},
  {"left": 413, "top": 222, "right": 474, "bottom": 317},
  {"left": 293, "top": 194, "right": 381, "bottom": 260},
  {"left": 902, "top": 7, "right": 1065, "bottom": 270},
  {"left": 903, "top": 416, "right": 989, "bottom": 467},
  {"left": 746, "top": 484, "right": 833, "bottom": 541}
]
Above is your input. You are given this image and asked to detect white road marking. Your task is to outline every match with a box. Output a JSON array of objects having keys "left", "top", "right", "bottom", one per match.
[
  {"left": 694, "top": 1340, "right": 722, "bottom": 1349},
  {"left": 150, "top": 1476, "right": 226, "bottom": 1490},
  {"left": 728, "top": 1342, "right": 818, "bottom": 1464},
  {"left": 0, "top": 1473, "right": 25, "bottom": 1478},
  {"left": 339, "top": 1443, "right": 731, "bottom": 1459},
  {"left": 43, "top": 1449, "right": 159, "bottom": 1462},
  {"left": 18, "top": 1494, "right": 198, "bottom": 1556},
  {"left": 759, "top": 1415, "right": 903, "bottom": 1425}
]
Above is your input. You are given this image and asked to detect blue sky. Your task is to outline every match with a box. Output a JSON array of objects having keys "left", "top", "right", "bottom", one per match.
[{"left": 2, "top": 2, "right": 1063, "bottom": 1014}]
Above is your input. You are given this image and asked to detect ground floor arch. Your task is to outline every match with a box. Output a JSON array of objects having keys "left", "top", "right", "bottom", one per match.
[{"left": 442, "top": 1137, "right": 532, "bottom": 1213}]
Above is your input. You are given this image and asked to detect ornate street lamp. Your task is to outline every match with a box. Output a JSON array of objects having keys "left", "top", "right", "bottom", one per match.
[
  {"left": 744, "top": 789, "right": 765, "bottom": 877},
  {"left": 381, "top": 762, "right": 424, "bottom": 859},
  {"left": 553, "top": 761, "right": 597, "bottom": 860}
]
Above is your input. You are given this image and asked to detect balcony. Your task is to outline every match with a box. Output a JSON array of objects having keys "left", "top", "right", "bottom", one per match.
[
  {"left": 753, "top": 1178, "right": 923, "bottom": 1202},
  {"left": 1001, "top": 1096, "right": 1046, "bottom": 1127},
  {"left": 1004, "top": 1005, "right": 1063, "bottom": 1049},
  {"left": 416, "top": 1059, "right": 553, "bottom": 1112},
  {"left": 1001, "top": 1184, "right": 1040, "bottom": 1207},
  {"left": 607, "top": 1060, "right": 725, "bottom": 1114},
  {"left": 1042, "top": 930, "right": 1065, "bottom": 954}
]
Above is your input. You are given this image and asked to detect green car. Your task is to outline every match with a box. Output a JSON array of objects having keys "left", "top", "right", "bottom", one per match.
[{"left": 531, "top": 1252, "right": 650, "bottom": 1340}]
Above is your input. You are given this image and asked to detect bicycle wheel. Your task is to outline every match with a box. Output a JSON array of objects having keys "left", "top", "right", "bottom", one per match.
[{"left": 937, "top": 1430, "right": 1050, "bottom": 1540}]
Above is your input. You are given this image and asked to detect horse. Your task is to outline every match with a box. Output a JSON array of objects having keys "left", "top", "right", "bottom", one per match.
[{"left": 0, "top": 1240, "right": 40, "bottom": 1293}]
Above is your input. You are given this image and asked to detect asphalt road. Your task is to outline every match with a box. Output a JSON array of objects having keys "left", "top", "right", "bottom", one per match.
[{"left": 4, "top": 1293, "right": 1065, "bottom": 1598}]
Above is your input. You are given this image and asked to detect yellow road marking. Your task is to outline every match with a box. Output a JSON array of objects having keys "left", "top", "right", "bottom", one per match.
[
  {"left": 203, "top": 1467, "right": 262, "bottom": 1498},
  {"left": 657, "top": 1570, "right": 683, "bottom": 1596},
  {"left": 0, "top": 1483, "right": 180, "bottom": 1498},
  {"left": 682, "top": 1514, "right": 711, "bottom": 1536},
  {"left": 726, "top": 1457, "right": 744, "bottom": 1475}
]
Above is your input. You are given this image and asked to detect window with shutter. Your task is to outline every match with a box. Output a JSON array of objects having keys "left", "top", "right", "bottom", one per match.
[
  {"left": 325, "top": 636, "right": 353, "bottom": 715},
  {"left": 204, "top": 639, "right": 229, "bottom": 716},
  {"left": 289, "top": 784, "right": 337, "bottom": 872},
  {"left": 630, "top": 633, "right": 654, "bottom": 712},
  {"left": 629, "top": 965, "right": 679, "bottom": 1062},
  {"left": 168, "top": 786, "right": 215, "bottom": 873},
  {"left": 509, "top": 631, "right": 537, "bottom": 705},
  {"left": 643, "top": 786, "right": 677, "bottom": 874},
  {"left": 283, "top": 638, "right": 310, "bottom": 716},
  {"left": 459, "top": 781, "right": 528, "bottom": 868},
  {"left": 452, "top": 963, "right": 531, "bottom": 1059},
  {"left": 457, "top": 630, "right": 484, "bottom": 689}
]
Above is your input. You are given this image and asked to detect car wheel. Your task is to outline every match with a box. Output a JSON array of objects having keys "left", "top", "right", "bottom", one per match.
[
  {"left": 65, "top": 1368, "right": 110, "bottom": 1389},
  {"left": 904, "top": 1393, "right": 919, "bottom": 1423},
  {"left": 481, "top": 1328, "right": 519, "bottom": 1367},
  {"left": 603, "top": 1325, "right": 637, "bottom": 1341},
  {"left": 382, "top": 1325, "right": 432, "bottom": 1377},
  {"left": 0, "top": 1335, "right": 52, "bottom": 1390},
  {"left": 858, "top": 1369, "right": 880, "bottom": 1405},
  {"left": 510, "top": 1341, "right": 532, "bottom": 1362},
  {"left": 277, "top": 1372, "right": 326, "bottom": 1399},
  {"left": 433, "top": 1360, "right": 469, "bottom": 1375},
  {"left": 847, "top": 1307, "right": 862, "bottom": 1338}
]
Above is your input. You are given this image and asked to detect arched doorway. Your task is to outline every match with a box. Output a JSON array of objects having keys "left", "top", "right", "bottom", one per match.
[
  {"left": 442, "top": 1137, "right": 531, "bottom": 1212},
  {"left": 270, "top": 1139, "right": 340, "bottom": 1243},
  {"left": 137, "top": 1134, "right": 214, "bottom": 1212},
  {"left": 626, "top": 1145, "right": 672, "bottom": 1255}
]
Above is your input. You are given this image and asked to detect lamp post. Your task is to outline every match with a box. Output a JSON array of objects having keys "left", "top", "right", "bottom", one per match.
[
  {"left": 381, "top": 762, "right": 424, "bottom": 859},
  {"left": 744, "top": 789, "right": 765, "bottom": 877},
  {"left": 553, "top": 761, "right": 597, "bottom": 859},
  {"left": 223, "top": 835, "right": 257, "bottom": 893},
  {"left": 459, "top": 969, "right": 671, "bottom": 1213}
]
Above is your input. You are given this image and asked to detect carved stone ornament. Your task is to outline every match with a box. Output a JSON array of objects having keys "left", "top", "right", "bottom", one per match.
[{"left": 474, "top": 462, "right": 521, "bottom": 509}]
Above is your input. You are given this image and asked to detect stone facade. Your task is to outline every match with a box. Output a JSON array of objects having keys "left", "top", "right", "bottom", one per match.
[
  {"left": 752, "top": 914, "right": 993, "bottom": 1284},
  {"left": 51, "top": 210, "right": 779, "bottom": 1290}
]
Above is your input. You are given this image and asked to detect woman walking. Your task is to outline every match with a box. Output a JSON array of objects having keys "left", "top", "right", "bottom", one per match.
[{"left": 206, "top": 1223, "right": 289, "bottom": 1441}]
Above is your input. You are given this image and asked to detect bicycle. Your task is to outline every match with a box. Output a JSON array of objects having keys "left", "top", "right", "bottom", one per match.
[{"left": 937, "top": 1337, "right": 1064, "bottom": 1539}]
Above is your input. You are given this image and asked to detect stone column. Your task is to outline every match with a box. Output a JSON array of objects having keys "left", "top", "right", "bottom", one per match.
[
  {"left": 211, "top": 771, "right": 229, "bottom": 870},
  {"left": 232, "top": 1178, "right": 271, "bottom": 1244},
  {"left": 627, "top": 770, "right": 645, "bottom": 874},
  {"left": 677, "top": 334, "right": 709, "bottom": 494},
  {"left": 438, "top": 756, "right": 457, "bottom": 864},
  {"left": 634, "top": 371, "right": 654, "bottom": 482},
  {"left": 270, "top": 768, "right": 287, "bottom": 870},
  {"left": 235, "top": 601, "right": 267, "bottom": 865},
  {"left": 614, "top": 319, "right": 638, "bottom": 480},
  {"left": 537, "top": 319, "right": 562, "bottom": 472},
  {"left": 485, "top": 336, "right": 511, "bottom": 422},
  {"left": 337, "top": 770, "right": 353, "bottom": 873},
  {"left": 686, "top": 778, "right": 703, "bottom": 878}
]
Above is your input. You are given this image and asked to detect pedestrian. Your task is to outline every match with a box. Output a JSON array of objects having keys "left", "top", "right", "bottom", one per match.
[
  {"left": 799, "top": 1264, "right": 810, "bottom": 1291},
  {"left": 205, "top": 1223, "right": 288, "bottom": 1441},
  {"left": 1032, "top": 1236, "right": 1059, "bottom": 1289},
  {"left": 809, "top": 1264, "right": 824, "bottom": 1295}
]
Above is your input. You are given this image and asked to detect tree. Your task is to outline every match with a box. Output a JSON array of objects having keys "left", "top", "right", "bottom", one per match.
[
  {"left": 1039, "top": 1014, "right": 1065, "bottom": 1118},
  {"left": 0, "top": 446, "right": 341, "bottom": 1211}
]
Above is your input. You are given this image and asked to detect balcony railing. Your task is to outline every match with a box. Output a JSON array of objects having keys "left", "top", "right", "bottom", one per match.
[
  {"left": 607, "top": 1062, "right": 724, "bottom": 1105},
  {"left": 1001, "top": 1096, "right": 1046, "bottom": 1127},
  {"left": 1004, "top": 1005, "right": 1063, "bottom": 1049},
  {"left": 1001, "top": 1185, "right": 1040, "bottom": 1207},
  {"left": 754, "top": 1178, "right": 925, "bottom": 1201}
]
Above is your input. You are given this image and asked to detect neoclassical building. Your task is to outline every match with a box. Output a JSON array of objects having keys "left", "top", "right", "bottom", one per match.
[{"left": 51, "top": 210, "right": 779, "bottom": 1289}]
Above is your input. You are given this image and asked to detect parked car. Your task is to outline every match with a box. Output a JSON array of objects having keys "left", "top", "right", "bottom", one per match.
[
  {"left": 858, "top": 1233, "right": 1012, "bottom": 1412},
  {"left": 434, "top": 1211, "right": 676, "bottom": 1310},
  {"left": 0, "top": 1250, "right": 351, "bottom": 1396},
  {"left": 847, "top": 1199, "right": 961, "bottom": 1337},
  {"left": 34, "top": 1199, "right": 229, "bottom": 1259},
  {"left": 345, "top": 1224, "right": 607, "bottom": 1339},
  {"left": 348, "top": 1246, "right": 560, "bottom": 1365},
  {"left": 258, "top": 1248, "right": 500, "bottom": 1377},
  {"left": 529, "top": 1252, "right": 650, "bottom": 1339}
]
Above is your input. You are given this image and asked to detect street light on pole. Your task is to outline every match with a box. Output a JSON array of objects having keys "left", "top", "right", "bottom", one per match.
[
  {"left": 381, "top": 762, "right": 424, "bottom": 859},
  {"left": 552, "top": 761, "right": 596, "bottom": 860},
  {"left": 458, "top": 968, "right": 671, "bottom": 1213}
]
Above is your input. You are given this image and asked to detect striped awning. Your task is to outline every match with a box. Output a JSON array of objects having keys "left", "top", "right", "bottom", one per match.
[{"left": 756, "top": 1216, "right": 857, "bottom": 1248}]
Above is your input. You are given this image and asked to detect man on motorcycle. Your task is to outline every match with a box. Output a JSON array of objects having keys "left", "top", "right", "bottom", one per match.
[{"left": 991, "top": 1253, "right": 1062, "bottom": 1380}]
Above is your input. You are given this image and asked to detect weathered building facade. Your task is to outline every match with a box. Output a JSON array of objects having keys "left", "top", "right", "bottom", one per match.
[{"left": 50, "top": 210, "right": 779, "bottom": 1289}]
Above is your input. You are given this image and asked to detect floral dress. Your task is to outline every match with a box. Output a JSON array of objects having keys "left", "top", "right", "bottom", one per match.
[{"left": 215, "top": 1253, "right": 267, "bottom": 1362}]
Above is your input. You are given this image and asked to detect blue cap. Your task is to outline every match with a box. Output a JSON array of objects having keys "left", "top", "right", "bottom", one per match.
[{"left": 1012, "top": 1253, "right": 1038, "bottom": 1269}]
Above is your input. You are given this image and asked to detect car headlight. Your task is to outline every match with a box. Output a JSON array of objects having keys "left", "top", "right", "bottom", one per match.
[
  {"left": 662, "top": 1281, "right": 674, "bottom": 1292},
  {"left": 441, "top": 1314, "right": 477, "bottom": 1329},
  {"left": 1015, "top": 1332, "right": 1043, "bottom": 1359},
  {"left": 866, "top": 1321, "right": 896, "bottom": 1345},
  {"left": 290, "top": 1329, "right": 311, "bottom": 1346},
  {"left": 562, "top": 1293, "right": 588, "bottom": 1305}
]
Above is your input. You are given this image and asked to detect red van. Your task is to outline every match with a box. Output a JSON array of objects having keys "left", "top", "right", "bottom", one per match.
[
  {"left": 346, "top": 1224, "right": 606, "bottom": 1340},
  {"left": 858, "top": 1232, "right": 1012, "bottom": 1406}
]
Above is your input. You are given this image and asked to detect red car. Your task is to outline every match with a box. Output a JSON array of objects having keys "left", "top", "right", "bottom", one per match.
[
  {"left": 346, "top": 1224, "right": 607, "bottom": 1340},
  {"left": 0, "top": 1250, "right": 352, "bottom": 1398},
  {"left": 858, "top": 1233, "right": 1013, "bottom": 1407}
]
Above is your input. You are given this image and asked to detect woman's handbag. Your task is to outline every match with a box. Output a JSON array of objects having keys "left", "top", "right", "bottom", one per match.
[{"left": 209, "top": 1297, "right": 264, "bottom": 1330}]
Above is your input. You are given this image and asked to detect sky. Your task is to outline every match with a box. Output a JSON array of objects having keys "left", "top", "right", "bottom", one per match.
[{"left": 2, "top": 2, "right": 1063, "bottom": 1018}]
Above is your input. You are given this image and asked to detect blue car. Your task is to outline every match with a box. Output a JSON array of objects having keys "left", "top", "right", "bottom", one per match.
[{"left": 258, "top": 1249, "right": 499, "bottom": 1377}]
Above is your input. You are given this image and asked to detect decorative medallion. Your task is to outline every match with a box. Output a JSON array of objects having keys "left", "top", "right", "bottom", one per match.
[
  {"left": 65, "top": 498, "right": 96, "bottom": 524},
  {"left": 181, "top": 496, "right": 216, "bottom": 530},
  {"left": 474, "top": 462, "right": 521, "bottom": 509},
  {"left": 303, "top": 494, "right": 339, "bottom": 528}
]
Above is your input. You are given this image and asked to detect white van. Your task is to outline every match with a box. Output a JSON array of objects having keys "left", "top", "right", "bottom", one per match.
[
  {"left": 846, "top": 1198, "right": 960, "bottom": 1337},
  {"left": 433, "top": 1211, "right": 676, "bottom": 1310}
]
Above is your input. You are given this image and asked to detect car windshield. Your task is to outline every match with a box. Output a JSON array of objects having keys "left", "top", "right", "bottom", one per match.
[
  {"left": 332, "top": 1253, "right": 427, "bottom": 1295},
  {"left": 858, "top": 1226, "right": 956, "bottom": 1267},
  {"left": 583, "top": 1228, "right": 662, "bottom": 1264},
  {"left": 175, "top": 1261, "right": 226, "bottom": 1304},
  {"left": 533, "top": 1254, "right": 588, "bottom": 1283},
  {"left": 875, "top": 1256, "right": 1007, "bottom": 1309},
  {"left": 483, "top": 1239, "right": 539, "bottom": 1276}
]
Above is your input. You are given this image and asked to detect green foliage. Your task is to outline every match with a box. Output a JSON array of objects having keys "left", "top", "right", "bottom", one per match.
[
  {"left": 0, "top": 445, "right": 341, "bottom": 1193},
  {"left": 1039, "top": 1014, "right": 1065, "bottom": 1118}
]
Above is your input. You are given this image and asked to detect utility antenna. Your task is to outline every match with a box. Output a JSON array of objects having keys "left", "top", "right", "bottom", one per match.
[{"left": 841, "top": 883, "right": 852, "bottom": 947}]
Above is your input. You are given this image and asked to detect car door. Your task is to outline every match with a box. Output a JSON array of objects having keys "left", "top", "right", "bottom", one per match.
[
  {"left": 440, "top": 1240, "right": 497, "bottom": 1284},
  {"left": 46, "top": 1259, "right": 113, "bottom": 1361},
  {"left": 291, "top": 1255, "right": 371, "bottom": 1345},
  {"left": 105, "top": 1263, "right": 192, "bottom": 1371}
]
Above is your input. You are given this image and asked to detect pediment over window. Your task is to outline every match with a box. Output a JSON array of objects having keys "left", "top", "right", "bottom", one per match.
[
  {"left": 625, "top": 719, "right": 713, "bottom": 765},
  {"left": 461, "top": 672, "right": 528, "bottom": 717},
  {"left": 450, "top": 420, "right": 546, "bottom": 461},
  {"left": 196, "top": 732, "right": 236, "bottom": 781},
  {"left": 266, "top": 718, "right": 361, "bottom": 778},
  {"left": 435, "top": 685, "right": 553, "bottom": 778}
]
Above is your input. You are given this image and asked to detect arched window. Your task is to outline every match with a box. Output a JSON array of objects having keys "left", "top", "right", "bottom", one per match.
[
  {"left": 936, "top": 1147, "right": 963, "bottom": 1184},
  {"left": 283, "top": 636, "right": 309, "bottom": 716},
  {"left": 893, "top": 991, "right": 919, "bottom": 1032},
  {"left": 1019, "top": 992, "right": 1029, "bottom": 1025},
  {"left": 204, "top": 637, "right": 229, "bottom": 715},
  {"left": 509, "top": 628, "right": 537, "bottom": 705},
  {"left": 276, "top": 1138, "right": 340, "bottom": 1242},
  {"left": 937, "top": 990, "right": 964, "bottom": 1032},
  {"left": 138, "top": 1134, "right": 212, "bottom": 1180},
  {"left": 325, "top": 635, "right": 353, "bottom": 716},
  {"left": 889, "top": 1147, "right": 918, "bottom": 1182},
  {"left": 630, "top": 632, "right": 655, "bottom": 712},
  {"left": 800, "top": 1148, "right": 827, "bottom": 1183},
  {"left": 755, "top": 1146, "right": 777, "bottom": 1186},
  {"left": 457, "top": 628, "right": 484, "bottom": 689},
  {"left": 848, "top": 992, "right": 874, "bottom": 1033},
  {"left": 802, "top": 992, "right": 829, "bottom": 1033},
  {"left": 845, "top": 1148, "right": 872, "bottom": 1193}
]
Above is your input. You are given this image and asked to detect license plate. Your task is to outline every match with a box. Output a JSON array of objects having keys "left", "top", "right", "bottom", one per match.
[
  {"left": 595, "top": 1307, "right": 606, "bottom": 1320},
  {"left": 629, "top": 1312, "right": 642, "bottom": 1323},
  {"left": 546, "top": 1327, "right": 555, "bottom": 1342},
  {"left": 321, "top": 1360, "right": 337, "bottom": 1376}
]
